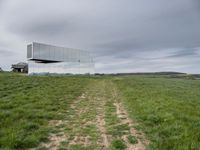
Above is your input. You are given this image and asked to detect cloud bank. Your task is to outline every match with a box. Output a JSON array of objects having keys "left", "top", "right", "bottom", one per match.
[{"left": 0, "top": 0, "right": 200, "bottom": 73}]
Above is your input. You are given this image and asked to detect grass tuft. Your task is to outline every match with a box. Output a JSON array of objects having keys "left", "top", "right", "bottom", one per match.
[
  {"left": 127, "top": 135, "right": 138, "bottom": 144},
  {"left": 110, "top": 139, "right": 126, "bottom": 150}
]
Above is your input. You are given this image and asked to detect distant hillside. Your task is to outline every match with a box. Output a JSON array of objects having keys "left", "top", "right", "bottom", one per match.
[{"left": 95, "top": 72, "right": 186, "bottom": 76}]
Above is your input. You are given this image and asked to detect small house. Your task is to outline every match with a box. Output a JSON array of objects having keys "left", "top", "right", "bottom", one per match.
[{"left": 11, "top": 62, "right": 28, "bottom": 73}]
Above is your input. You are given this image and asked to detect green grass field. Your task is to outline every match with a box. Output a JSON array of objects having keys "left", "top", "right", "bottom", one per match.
[
  {"left": 0, "top": 73, "right": 89, "bottom": 149},
  {"left": 115, "top": 76, "right": 200, "bottom": 150},
  {"left": 0, "top": 73, "right": 200, "bottom": 150}
]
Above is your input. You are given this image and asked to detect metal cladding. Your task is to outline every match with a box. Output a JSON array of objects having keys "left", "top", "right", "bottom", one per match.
[{"left": 27, "top": 42, "right": 95, "bottom": 74}]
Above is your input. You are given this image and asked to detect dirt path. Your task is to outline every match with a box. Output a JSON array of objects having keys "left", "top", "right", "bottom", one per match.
[
  {"left": 112, "top": 85, "right": 148, "bottom": 150},
  {"left": 34, "top": 80, "right": 148, "bottom": 150}
]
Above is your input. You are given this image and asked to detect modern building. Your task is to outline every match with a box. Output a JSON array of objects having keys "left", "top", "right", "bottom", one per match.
[
  {"left": 11, "top": 62, "right": 28, "bottom": 73},
  {"left": 27, "top": 42, "right": 95, "bottom": 75}
]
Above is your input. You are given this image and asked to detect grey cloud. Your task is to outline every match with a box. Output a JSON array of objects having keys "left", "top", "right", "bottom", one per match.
[
  {"left": 92, "top": 38, "right": 141, "bottom": 58},
  {"left": 8, "top": 17, "right": 75, "bottom": 39},
  {"left": 0, "top": 49, "right": 16, "bottom": 56},
  {"left": 0, "top": 0, "right": 200, "bottom": 73},
  {"left": 0, "top": 0, "right": 5, "bottom": 8},
  {"left": 194, "top": 0, "right": 200, "bottom": 9},
  {"left": 6, "top": 0, "right": 200, "bottom": 49},
  {"left": 167, "top": 48, "right": 200, "bottom": 58},
  {"left": 144, "top": 48, "right": 200, "bottom": 60}
]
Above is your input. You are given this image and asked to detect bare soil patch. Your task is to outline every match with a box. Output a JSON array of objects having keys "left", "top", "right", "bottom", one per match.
[
  {"left": 112, "top": 84, "right": 148, "bottom": 150},
  {"left": 114, "top": 102, "right": 147, "bottom": 150}
]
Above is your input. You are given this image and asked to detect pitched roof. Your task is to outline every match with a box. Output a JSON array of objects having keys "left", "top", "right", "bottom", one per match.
[{"left": 12, "top": 62, "right": 28, "bottom": 69}]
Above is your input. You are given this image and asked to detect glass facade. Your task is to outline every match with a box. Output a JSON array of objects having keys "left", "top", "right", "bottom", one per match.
[
  {"left": 27, "top": 42, "right": 95, "bottom": 74},
  {"left": 27, "top": 44, "right": 32, "bottom": 58}
]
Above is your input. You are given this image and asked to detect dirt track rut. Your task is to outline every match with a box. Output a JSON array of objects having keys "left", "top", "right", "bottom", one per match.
[{"left": 35, "top": 80, "right": 148, "bottom": 150}]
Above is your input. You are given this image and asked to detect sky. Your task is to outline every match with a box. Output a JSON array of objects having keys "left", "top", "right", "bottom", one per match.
[{"left": 0, "top": 0, "right": 200, "bottom": 73}]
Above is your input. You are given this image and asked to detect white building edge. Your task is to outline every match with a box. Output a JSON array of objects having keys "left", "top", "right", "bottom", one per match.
[{"left": 27, "top": 42, "right": 95, "bottom": 75}]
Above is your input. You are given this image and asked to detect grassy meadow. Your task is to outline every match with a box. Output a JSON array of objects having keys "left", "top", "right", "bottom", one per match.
[
  {"left": 0, "top": 72, "right": 200, "bottom": 150},
  {"left": 115, "top": 76, "right": 200, "bottom": 150},
  {"left": 0, "top": 73, "right": 89, "bottom": 149}
]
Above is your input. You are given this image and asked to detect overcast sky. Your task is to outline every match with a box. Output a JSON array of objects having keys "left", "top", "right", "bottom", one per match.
[{"left": 0, "top": 0, "right": 200, "bottom": 73}]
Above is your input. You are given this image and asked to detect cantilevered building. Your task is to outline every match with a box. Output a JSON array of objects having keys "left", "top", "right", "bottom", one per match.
[{"left": 27, "top": 42, "right": 95, "bottom": 74}]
